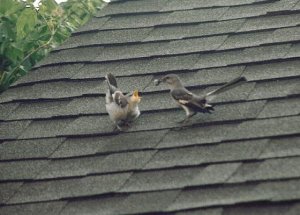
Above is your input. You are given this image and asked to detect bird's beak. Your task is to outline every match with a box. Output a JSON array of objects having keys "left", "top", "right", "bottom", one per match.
[
  {"left": 133, "top": 90, "right": 142, "bottom": 99},
  {"left": 154, "top": 78, "right": 162, "bottom": 86}
]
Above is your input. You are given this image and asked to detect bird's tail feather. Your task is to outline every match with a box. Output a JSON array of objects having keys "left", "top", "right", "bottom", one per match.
[
  {"left": 205, "top": 103, "right": 215, "bottom": 113},
  {"left": 200, "top": 102, "right": 214, "bottom": 113},
  {"left": 105, "top": 73, "right": 118, "bottom": 94},
  {"left": 193, "top": 99, "right": 215, "bottom": 113},
  {"left": 206, "top": 76, "right": 247, "bottom": 97}
]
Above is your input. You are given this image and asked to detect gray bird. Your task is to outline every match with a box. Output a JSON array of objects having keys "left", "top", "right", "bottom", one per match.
[
  {"left": 154, "top": 74, "right": 247, "bottom": 123},
  {"left": 105, "top": 73, "right": 141, "bottom": 130}
]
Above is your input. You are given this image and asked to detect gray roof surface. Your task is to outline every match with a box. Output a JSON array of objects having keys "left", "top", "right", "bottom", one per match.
[{"left": 1, "top": 0, "right": 300, "bottom": 214}]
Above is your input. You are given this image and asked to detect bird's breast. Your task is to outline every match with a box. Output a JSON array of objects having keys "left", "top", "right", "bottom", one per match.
[{"left": 106, "top": 102, "right": 129, "bottom": 121}]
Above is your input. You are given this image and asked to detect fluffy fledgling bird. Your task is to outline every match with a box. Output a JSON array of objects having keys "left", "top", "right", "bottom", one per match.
[
  {"left": 105, "top": 73, "right": 141, "bottom": 130},
  {"left": 154, "top": 74, "right": 247, "bottom": 123}
]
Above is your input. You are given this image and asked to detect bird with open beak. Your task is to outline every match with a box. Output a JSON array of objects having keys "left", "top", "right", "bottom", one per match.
[
  {"left": 154, "top": 74, "right": 247, "bottom": 124},
  {"left": 105, "top": 73, "right": 142, "bottom": 130}
]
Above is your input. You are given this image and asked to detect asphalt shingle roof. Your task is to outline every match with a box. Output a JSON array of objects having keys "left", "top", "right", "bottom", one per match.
[{"left": 0, "top": 0, "right": 300, "bottom": 214}]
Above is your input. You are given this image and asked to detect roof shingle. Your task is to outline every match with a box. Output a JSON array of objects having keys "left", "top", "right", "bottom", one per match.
[{"left": 1, "top": 0, "right": 300, "bottom": 214}]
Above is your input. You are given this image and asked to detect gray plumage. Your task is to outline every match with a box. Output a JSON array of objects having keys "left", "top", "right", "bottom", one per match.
[
  {"left": 105, "top": 73, "right": 141, "bottom": 130},
  {"left": 154, "top": 74, "right": 247, "bottom": 123}
]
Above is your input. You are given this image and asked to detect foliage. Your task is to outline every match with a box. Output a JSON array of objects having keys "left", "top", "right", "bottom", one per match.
[{"left": 0, "top": 0, "right": 104, "bottom": 92}]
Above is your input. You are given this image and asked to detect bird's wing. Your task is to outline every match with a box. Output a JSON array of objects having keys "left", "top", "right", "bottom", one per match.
[
  {"left": 171, "top": 88, "right": 193, "bottom": 103},
  {"left": 171, "top": 88, "right": 206, "bottom": 108},
  {"left": 113, "top": 91, "right": 129, "bottom": 108}
]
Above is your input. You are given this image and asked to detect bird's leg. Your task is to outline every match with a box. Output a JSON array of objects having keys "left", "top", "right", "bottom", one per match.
[
  {"left": 177, "top": 112, "right": 197, "bottom": 124},
  {"left": 177, "top": 117, "right": 188, "bottom": 124},
  {"left": 123, "top": 121, "right": 131, "bottom": 128},
  {"left": 119, "top": 119, "right": 132, "bottom": 127},
  {"left": 113, "top": 125, "right": 122, "bottom": 132},
  {"left": 115, "top": 120, "right": 131, "bottom": 131}
]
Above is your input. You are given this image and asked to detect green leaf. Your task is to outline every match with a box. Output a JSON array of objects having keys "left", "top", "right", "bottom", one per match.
[
  {"left": 0, "top": 0, "right": 24, "bottom": 16},
  {"left": 16, "top": 8, "right": 37, "bottom": 40},
  {"left": 0, "top": 71, "right": 9, "bottom": 91},
  {"left": 22, "top": 41, "right": 37, "bottom": 53},
  {"left": 1, "top": 0, "right": 104, "bottom": 91},
  {"left": 0, "top": 40, "right": 9, "bottom": 55},
  {"left": 39, "top": 0, "right": 59, "bottom": 15},
  {"left": 16, "top": 65, "right": 27, "bottom": 77},
  {"left": 22, "top": 58, "right": 33, "bottom": 71},
  {"left": 0, "top": 70, "right": 18, "bottom": 92},
  {"left": 0, "top": 17, "right": 17, "bottom": 42},
  {"left": 5, "top": 44, "right": 24, "bottom": 63}
]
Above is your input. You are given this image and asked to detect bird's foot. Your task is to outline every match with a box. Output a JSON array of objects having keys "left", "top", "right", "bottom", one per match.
[
  {"left": 114, "top": 122, "right": 131, "bottom": 132},
  {"left": 176, "top": 118, "right": 191, "bottom": 127},
  {"left": 177, "top": 115, "right": 194, "bottom": 124},
  {"left": 177, "top": 118, "right": 187, "bottom": 124},
  {"left": 112, "top": 125, "right": 123, "bottom": 132},
  {"left": 123, "top": 121, "right": 131, "bottom": 127},
  {"left": 176, "top": 113, "right": 197, "bottom": 126}
]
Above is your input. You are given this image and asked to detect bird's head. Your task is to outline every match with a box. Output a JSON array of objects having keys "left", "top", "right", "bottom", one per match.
[
  {"left": 130, "top": 90, "right": 142, "bottom": 103},
  {"left": 154, "top": 74, "right": 182, "bottom": 89}
]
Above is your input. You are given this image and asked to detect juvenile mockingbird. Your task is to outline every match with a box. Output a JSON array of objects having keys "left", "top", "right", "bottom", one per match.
[
  {"left": 105, "top": 73, "right": 141, "bottom": 130},
  {"left": 154, "top": 74, "right": 247, "bottom": 123}
]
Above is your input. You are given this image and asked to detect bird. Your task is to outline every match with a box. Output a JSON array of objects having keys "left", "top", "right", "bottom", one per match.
[
  {"left": 154, "top": 74, "right": 247, "bottom": 123},
  {"left": 105, "top": 73, "right": 141, "bottom": 130}
]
